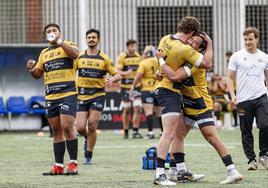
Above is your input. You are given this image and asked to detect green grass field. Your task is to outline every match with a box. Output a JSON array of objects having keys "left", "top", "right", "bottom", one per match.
[{"left": 0, "top": 128, "right": 267, "bottom": 188}]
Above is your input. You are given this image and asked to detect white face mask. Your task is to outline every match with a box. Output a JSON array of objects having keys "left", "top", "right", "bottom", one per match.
[{"left": 47, "top": 33, "right": 56, "bottom": 41}]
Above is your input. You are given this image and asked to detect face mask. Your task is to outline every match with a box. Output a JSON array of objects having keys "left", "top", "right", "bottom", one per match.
[{"left": 47, "top": 33, "right": 56, "bottom": 41}]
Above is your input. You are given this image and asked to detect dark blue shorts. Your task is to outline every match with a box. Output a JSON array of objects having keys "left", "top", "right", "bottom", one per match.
[
  {"left": 46, "top": 95, "right": 77, "bottom": 118},
  {"left": 184, "top": 110, "right": 215, "bottom": 128},
  {"left": 77, "top": 96, "right": 105, "bottom": 112},
  {"left": 121, "top": 88, "right": 141, "bottom": 101},
  {"left": 141, "top": 91, "right": 159, "bottom": 106},
  {"left": 154, "top": 88, "right": 182, "bottom": 115}
]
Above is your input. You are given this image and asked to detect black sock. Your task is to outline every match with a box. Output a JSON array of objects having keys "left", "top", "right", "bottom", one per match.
[
  {"left": 85, "top": 151, "right": 93, "bottom": 158},
  {"left": 133, "top": 128, "right": 138, "bottom": 133},
  {"left": 232, "top": 109, "right": 238, "bottom": 125},
  {"left": 66, "top": 139, "right": 78, "bottom": 161},
  {"left": 214, "top": 111, "right": 221, "bottom": 120},
  {"left": 53, "top": 141, "right": 65, "bottom": 164},
  {"left": 156, "top": 157, "right": 166, "bottom": 168},
  {"left": 169, "top": 159, "right": 176, "bottom": 168},
  {"left": 146, "top": 114, "right": 154, "bottom": 132},
  {"left": 222, "top": 154, "right": 233, "bottom": 167},
  {"left": 173, "top": 152, "right": 185, "bottom": 163},
  {"left": 157, "top": 117, "right": 163, "bottom": 132},
  {"left": 124, "top": 129, "right": 129, "bottom": 136}
]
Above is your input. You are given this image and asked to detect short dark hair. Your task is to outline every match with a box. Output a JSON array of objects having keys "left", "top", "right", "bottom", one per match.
[
  {"left": 86, "top": 28, "right": 100, "bottom": 39},
  {"left": 126, "top": 39, "right": 137, "bottom": 47},
  {"left": 177, "top": 16, "right": 201, "bottom": 34},
  {"left": 193, "top": 31, "right": 207, "bottom": 52},
  {"left": 225, "top": 51, "right": 233, "bottom": 56},
  {"left": 243, "top": 27, "right": 259, "bottom": 39},
  {"left": 44, "top": 23, "right": 61, "bottom": 33}
]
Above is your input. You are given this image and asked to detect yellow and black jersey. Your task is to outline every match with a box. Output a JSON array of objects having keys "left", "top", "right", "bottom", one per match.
[
  {"left": 136, "top": 57, "right": 158, "bottom": 91},
  {"left": 156, "top": 34, "right": 203, "bottom": 94},
  {"left": 182, "top": 66, "right": 213, "bottom": 115},
  {"left": 210, "top": 81, "right": 226, "bottom": 102},
  {"left": 116, "top": 52, "right": 141, "bottom": 89},
  {"left": 76, "top": 50, "right": 117, "bottom": 101},
  {"left": 35, "top": 41, "right": 78, "bottom": 100}
]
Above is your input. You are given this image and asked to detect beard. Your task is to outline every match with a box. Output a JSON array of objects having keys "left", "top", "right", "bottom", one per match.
[{"left": 88, "top": 42, "right": 97, "bottom": 48}]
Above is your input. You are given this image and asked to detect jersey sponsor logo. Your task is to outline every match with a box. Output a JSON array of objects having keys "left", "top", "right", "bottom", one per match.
[
  {"left": 122, "top": 64, "right": 139, "bottom": 71},
  {"left": 183, "top": 95, "right": 207, "bottom": 110},
  {"left": 78, "top": 68, "right": 106, "bottom": 78},
  {"left": 78, "top": 87, "right": 104, "bottom": 95},
  {"left": 93, "top": 101, "right": 103, "bottom": 109},
  {"left": 44, "top": 58, "right": 73, "bottom": 72},
  {"left": 45, "top": 81, "right": 76, "bottom": 95},
  {"left": 145, "top": 97, "right": 154, "bottom": 103},
  {"left": 121, "top": 78, "right": 134, "bottom": 85}
]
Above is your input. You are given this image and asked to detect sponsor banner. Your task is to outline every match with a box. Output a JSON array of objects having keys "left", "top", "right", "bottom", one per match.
[{"left": 99, "top": 92, "right": 160, "bottom": 130}]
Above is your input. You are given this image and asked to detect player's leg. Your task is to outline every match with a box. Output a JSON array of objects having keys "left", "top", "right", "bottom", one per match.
[
  {"left": 153, "top": 88, "right": 182, "bottom": 186},
  {"left": 85, "top": 109, "right": 102, "bottom": 164},
  {"left": 254, "top": 95, "right": 268, "bottom": 169},
  {"left": 43, "top": 103, "right": 65, "bottom": 175},
  {"left": 169, "top": 115, "right": 204, "bottom": 182},
  {"left": 60, "top": 95, "right": 78, "bottom": 175},
  {"left": 132, "top": 97, "right": 142, "bottom": 138},
  {"left": 121, "top": 101, "right": 131, "bottom": 138},
  {"left": 237, "top": 101, "right": 256, "bottom": 170},
  {"left": 142, "top": 91, "right": 155, "bottom": 139}
]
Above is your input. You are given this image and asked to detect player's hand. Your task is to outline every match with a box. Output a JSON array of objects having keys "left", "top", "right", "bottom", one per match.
[
  {"left": 204, "top": 33, "right": 212, "bottom": 44},
  {"left": 105, "top": 76, "right": 114, "bottom": 87},
  {"left": 27, "top": 60, "right": 36, "bottom": 72},
  {"left": 126, "top": 69, "right": 133, "bottom": 75},
  {"left": 231, "top": 96, "right": 237, "bottom": 106},
  {"left": 156, "top": 69, "right": 163, "bottom": 81},
  {"left": 155, "top": 49, "right": 163, "bottom": 60},
  {"left": 129, "top": 87, "right": 134, "bottom": 99}
]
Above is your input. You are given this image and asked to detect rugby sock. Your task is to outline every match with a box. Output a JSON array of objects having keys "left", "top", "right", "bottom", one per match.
[
  {"left": 157, "top": 117, "right": 163, "bottom": 132},
  {"left": 232, "top": 109, "right": 238, "bottom": 125},
  {"left": 214, "top": 111, "right": 221, "bottom": 120},
  {"left": 53, "top": 141, "right": 65, "bottom": 164},
  {"left": 85, "top": 151, "right": 93, "bottom": 158},
  {"left": 156, "top": 157, "right": 166, "bottom": 178},
  {"left": 133, "top": 128, "right": 138, "bottom": 133},
  {"left": 222, "top": 154, "right": 233, "bottom": 167},
  {"left": 66, "top": 139, "right": 78, "bottom": 161},
  {"left": 146, "top": 114, "right": 154, "bottom": 132},
  {"left": 168, "top": 159, "right": 177, "bottom": 174},
  {"left": 124, "top": 129, "right": 129, "bottom": 136},
  {"left": 173, "top": 152, "right": 187, "bottom": 174},
  {"left": 222, "top": 154, "right": 235, "bottom": 172}
]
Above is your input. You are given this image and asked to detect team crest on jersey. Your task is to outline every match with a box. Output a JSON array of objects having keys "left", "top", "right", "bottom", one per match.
[{"left": 258, "top": 58, "right": 263, "bottom": 62}]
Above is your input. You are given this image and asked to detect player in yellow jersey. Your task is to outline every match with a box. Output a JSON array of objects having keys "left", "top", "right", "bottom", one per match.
[
  {"left": 75, "top": 29, "right": 121, "bottom": 164},
  {"left": 130, "top": 45, "right": 163, "bottom": 139},
  {"left": 116, "top": 40, "right": 143, "bottom": 139},
  {"left": 26, "top": 23, "right": 79, "bottom": 175},
  {"left": 153, "top": 16, "right": 213, "bottom": 186},
  {"left": 156, "top": 32, "right": 242, "bottom": 184}
]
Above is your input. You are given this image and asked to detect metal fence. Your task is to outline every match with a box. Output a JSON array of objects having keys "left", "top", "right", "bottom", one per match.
[{"left": 0, "top": 0, "right": 268, "bottom": 75}]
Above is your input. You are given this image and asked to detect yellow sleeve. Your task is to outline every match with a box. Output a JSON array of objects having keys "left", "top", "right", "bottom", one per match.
[
  {"left": 182, "top": 46, "right": 202, "bottom": 66},
  {"left": 65, "top": 41, "right": 79, "bottom": 50},
  {"left": 105, "top": 57, "right": 117, "bottom": 76},
  {"left": 116, "top": 53, "right": 125, "bottom": 70},
  {"left": 137, "top": 62, "right": 145, "bottom": 74},
  {"left": 191, "top": 66, "right": 199, "bottom": 75},
  {"left": 35, "top": 49, "right": 45, "bottom": 71}
]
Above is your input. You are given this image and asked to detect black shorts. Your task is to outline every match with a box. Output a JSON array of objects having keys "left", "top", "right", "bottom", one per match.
[
  {"left": 77, "top": 96, "right": 105, "bottom": 112},
  {"left": 121, "top": 88, "right": 141, "bottom": 101},
  {"left": 46, "top": 95, "right": 77, "bottom": 118},
  {"left": 184, "top": 110, "right": 215, "bottom": 128},
  {"left": 141, "top": 91, "right": 159, "bottom": 106},
  {"left": 155, "top": 88, "right": 183, "bottom": 115}
]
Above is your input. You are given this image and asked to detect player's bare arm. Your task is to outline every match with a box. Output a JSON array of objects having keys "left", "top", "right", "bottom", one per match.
[
  {"left": 26, "top": 59, "right": 44, "bottom": 79},
  {"left": 227, "top": 70, "right": 237, "bottom": 105}
]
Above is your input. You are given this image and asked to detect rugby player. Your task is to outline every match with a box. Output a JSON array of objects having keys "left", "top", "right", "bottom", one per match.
[
  {"left": 27, "top": 23, "right": 79, "bottom": 175},
  {"left": 156, "top": 32, "right": 242, "bottom": 184},
  {"left": 116, "top": 40, "right": 143, "bottom": 139},
  {"left": 75, "top": 29, "right": 121, "bottom": 164}
]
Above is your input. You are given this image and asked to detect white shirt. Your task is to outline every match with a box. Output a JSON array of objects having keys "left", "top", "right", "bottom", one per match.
[{"left": 228, "top": 48, "right": 268, "bottom": 103}]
